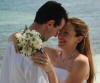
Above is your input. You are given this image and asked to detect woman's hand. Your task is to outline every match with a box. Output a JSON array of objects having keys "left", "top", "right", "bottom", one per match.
[
  {"left": 30, "top": 50, "right": 54, "bottom": 73},
  {"left": 31, "top": 51, "right": 59, "bottom": 83},
  {"left": 8, "top": 32, "right": 20, "bottom": 53}
]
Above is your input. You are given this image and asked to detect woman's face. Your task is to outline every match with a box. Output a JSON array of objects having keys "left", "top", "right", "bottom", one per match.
[{"left": 58, "top": 22, "right": 80, "bottom": 49}]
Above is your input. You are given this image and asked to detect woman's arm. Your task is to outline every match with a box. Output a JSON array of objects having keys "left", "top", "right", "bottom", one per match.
[
  {"left": 8, "top": 32, "right": 19, "bottom": 53},
  {"left": 46, "top": 69, "right": 58, "bottom": 83},
  {"left": 43, "top": 46, "right": 61, "bottom": 66},
  {"left": 31, "top": 52, "right": 59, "bottom": 83}
]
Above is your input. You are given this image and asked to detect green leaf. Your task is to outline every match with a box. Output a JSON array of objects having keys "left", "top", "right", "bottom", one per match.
[
  {"left": 39, "top": 35, "right": 46, "bottom": 42},
  {"left": 22, "top": 25, "right": 28, "bottom": 34}
]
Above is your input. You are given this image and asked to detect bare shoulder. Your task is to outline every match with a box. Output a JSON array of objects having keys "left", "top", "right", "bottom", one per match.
[
  {"left": 75, "top": 54, "right": 89, "bottom": 65},
  {"left": 66, "top": 54, "right": 90, "bottom": 82},
  {"left": 72, "top": 54, "right": 90, "bottom": 79}
]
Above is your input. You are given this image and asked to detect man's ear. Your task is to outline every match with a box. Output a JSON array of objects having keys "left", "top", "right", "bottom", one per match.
[
  {"left": 46, "top": 20, "right": 55, "bottom": 28},
  {"left": 77, "top": 36, "right": 84, "bottom": 43}
]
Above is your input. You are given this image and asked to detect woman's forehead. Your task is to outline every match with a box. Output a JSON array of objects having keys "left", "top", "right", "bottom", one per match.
[{"left": 63, "top": 22, "right": 74, "bottom": 31}]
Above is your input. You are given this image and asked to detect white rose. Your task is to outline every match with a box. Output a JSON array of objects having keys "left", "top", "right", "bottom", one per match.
[
  {"left": 33, "top": 39, "right": 43, "bottom": 49},
  {"left": 27, "top": 47, "right": 32, "bottom": 56}
]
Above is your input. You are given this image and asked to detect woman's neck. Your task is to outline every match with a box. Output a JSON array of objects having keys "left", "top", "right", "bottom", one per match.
[{"left": 62, "top": 49, "right": 79, "bottom": 59}]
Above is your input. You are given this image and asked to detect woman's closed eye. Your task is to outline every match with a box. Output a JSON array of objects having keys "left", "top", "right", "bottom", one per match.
[{"left": 63, "top": 32, "right": 68, "bottom": 35}]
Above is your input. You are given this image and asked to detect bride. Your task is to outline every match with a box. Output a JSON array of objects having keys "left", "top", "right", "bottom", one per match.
[{"left": 7, "top": 17, "right": 95, "bottom": 83}]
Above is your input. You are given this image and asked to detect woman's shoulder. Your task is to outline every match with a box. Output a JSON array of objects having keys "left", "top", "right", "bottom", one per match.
[
  {"left": 75, "top": 54, "right": 89, "bottom": 64},
  {"left": 72, "top": 54, "right": 90, "bottom": 79}
]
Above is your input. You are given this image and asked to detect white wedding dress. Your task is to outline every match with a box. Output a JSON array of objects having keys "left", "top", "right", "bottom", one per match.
[
  {"left": 0, "top": 41, "right": 49, "bottom": 83},
  {"left": 54, "top": 67, "right": 87, "bottom": 83}
]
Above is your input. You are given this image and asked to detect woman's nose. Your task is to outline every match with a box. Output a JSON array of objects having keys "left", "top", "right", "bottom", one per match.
[{"left": 58, "top": 33, "right": 63, "bottom": 39}]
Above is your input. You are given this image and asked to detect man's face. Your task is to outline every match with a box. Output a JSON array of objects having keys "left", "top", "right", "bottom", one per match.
[{"left": 45, "top": 18, "right": 65, "bottom": 40}]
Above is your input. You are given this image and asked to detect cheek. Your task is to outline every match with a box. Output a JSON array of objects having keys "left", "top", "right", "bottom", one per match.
[
  {"left": 66, "top": 37, "right": 75, "bottom": 43},
  {"left": 64, "top": 36, "right": 72, "bottom": 41},
  {"left": 70, "top": 38, "right": 78, "bottom": 44}
]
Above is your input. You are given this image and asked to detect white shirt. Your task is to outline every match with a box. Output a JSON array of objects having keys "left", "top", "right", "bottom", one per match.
[{"left": 0, "top": 42, "right": 49, "bottom": 83}]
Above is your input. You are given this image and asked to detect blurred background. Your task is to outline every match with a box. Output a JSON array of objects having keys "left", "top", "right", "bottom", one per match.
[{"left": 0, "top": 0, "right": 100, "bottom": 82}]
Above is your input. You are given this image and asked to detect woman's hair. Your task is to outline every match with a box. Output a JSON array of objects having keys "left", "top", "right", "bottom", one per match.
[{"left": 68, "top": 17, "right": 95, "bottom": 83}]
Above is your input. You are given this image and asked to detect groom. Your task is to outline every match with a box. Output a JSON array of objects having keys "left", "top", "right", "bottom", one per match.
[{"left": 1, "top": 1, "right": 68, "bottom": 83}]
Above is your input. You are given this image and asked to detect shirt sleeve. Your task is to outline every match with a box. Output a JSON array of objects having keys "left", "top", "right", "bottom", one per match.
[
  {"left": 0, "top": 41, "right": 49, "bottom": 83},
  {"left": 0, "top": 42, "right": 26, "bottom": 83}
]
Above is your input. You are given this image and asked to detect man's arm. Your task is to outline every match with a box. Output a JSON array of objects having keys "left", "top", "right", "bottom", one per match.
[{"left": 0, "top": 42, "right": 27, "bottom": 83}]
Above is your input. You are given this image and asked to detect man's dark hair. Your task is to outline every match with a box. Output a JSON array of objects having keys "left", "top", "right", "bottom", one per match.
[{"left": 34, "top": 1, "right": 68, "bottom": 27}]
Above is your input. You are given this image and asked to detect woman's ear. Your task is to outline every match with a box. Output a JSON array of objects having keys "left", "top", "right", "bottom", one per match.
[{"left": 77, "top": 36, "right": 84, "bottom": 43}]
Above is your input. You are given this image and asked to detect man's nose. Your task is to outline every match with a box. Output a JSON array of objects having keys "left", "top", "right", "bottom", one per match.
[
  {"left": 58, "top": 31, "right": 63, "bottom": 36},
  {"left": 54, "top": 32, "right": 58, "bottom": 37},
  {"left": 54, "top": 30, "right": 60, "bottom": 37}
]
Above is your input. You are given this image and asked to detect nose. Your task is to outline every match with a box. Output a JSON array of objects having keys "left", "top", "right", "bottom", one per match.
[
  {"left": 58, "top": 30, "right": 63, "bottom": 36},
  {"left": 54, "top": 30, "right": 61, "bottom": 37},
  {"left": 54, "top": 33, "right": 58, "bottom": 37},
  {"left": 58, "top": 33, "right": 63, "bottom": 40}
]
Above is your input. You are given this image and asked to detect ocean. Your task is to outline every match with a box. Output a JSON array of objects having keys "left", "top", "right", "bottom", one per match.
[{"left": 0, "top": 0, "right": 100, "bottom": 82}]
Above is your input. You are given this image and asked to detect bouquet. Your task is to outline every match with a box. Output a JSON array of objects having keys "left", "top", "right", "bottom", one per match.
[{"left": 16, "top": 25, "right": 45, "bottom": 56}]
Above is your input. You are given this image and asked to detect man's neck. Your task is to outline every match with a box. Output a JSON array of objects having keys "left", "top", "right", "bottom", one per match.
[
  {"left": 29, "top": 22, "right": 47, "bottom": 41},
  {"left": 29, "top": 22, "right": 42, "bottom": 33}
]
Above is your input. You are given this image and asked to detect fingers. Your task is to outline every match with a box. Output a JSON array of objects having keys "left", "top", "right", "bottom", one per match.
[
  {"left": 11, "top": 35, "right": 19, "bottom": 53},
  {"left": 32, "top": 61, "right": 47, "bottom": 69},
  {"left": 14, "top": 32, "right": 21, "bottom": 38},
  {"left": 33, "top": 59, "right": 48, "bottom": 65},
  {"left": 8, "top": 32, "right": 18, "bottom": 42},
  {"left": 8, "top": 32, "right": 20, "bottom": 53},
  {"left": 42, "top": 49, "right": 47, "bottom": 56},
  {"left": 32, "top": 51, "right": 48, "bottom": 58},
  {"left": 31, "top": 55, "right": 48, "bottom": 62},
  {"left": 30, "top": 52, "right": 53, "bottom": 73},
  {"left": 13, "top": 32, "right": 22, "bottom": 53},
  {"left": 30, "top": 54, "right": 48, "bottom": 65}
]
